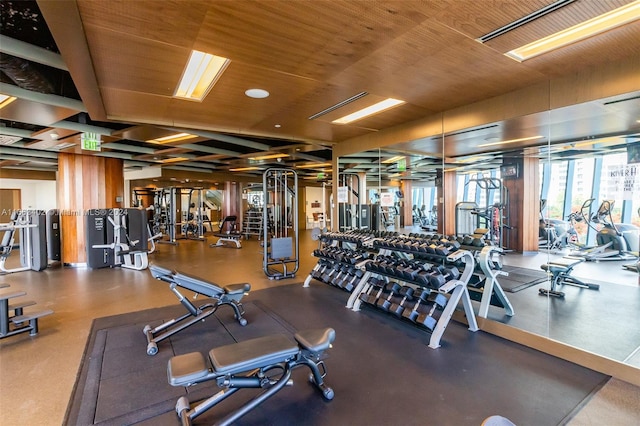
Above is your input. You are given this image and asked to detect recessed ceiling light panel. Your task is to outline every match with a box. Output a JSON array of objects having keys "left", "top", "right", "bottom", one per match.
[
  {"left": 245, "top": 89, "right": 269, "bottom": 98},
  {"left": 332, "top": 98, "right": 405, "bottom": 124},
  {"left": 174, "top": 50, "right": 230, "bottom": 101}
]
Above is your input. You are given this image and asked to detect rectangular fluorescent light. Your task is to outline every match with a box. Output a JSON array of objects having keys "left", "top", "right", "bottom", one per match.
[
  {"left": 506, "top": 1, "right": 640, "bottom": 61},
  {"left": 229, "top": 166, "right": 260, "bottom": 172},
  {"left": 296, "top": 162, "right": 332, "bottom": 169},
  {"left": 160, "top": 157, "right": 189, "bottom": 163},
  {"left": 332, "top": 98, "right": 405, "bottom": 124},
  {"left": 478, "top": 135, "right": 545, "bottom": 147},
  {"left": 147, "top": 132, "right": 197, "bottom": 144},
  {"left": 174, "top": 50, "right": 230, "bottom": 101},
  {"left": 0, "top": 94, "right": 17, "bottom": 109},
  {"left": 248, "top": 153, "right": 289, "bottom": 161},
  {"left": 381, "top": 155, "right": 405, "bottom": 164}
]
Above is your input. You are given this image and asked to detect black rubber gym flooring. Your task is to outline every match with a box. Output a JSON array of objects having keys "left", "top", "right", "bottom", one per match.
[
  {"left": 66, "top": 282, "right": 607, "bottom": 426},
  {"left": 487, "top": 275, "right": 640, "bottom": 364}
]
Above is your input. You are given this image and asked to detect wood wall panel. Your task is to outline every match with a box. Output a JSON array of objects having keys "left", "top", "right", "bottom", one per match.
[
  {"left": 57, "top": 153, "right": 124, "bottom": 264},
  {"left": 437, "top": 169, "right": 457, "bottom": 236},
  {"left": 503, "top": 156, "right": 540, "bottom": 253}
]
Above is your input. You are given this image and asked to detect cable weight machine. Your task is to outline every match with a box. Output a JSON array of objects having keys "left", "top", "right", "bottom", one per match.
[
  {"left": 468, "top": 177, "right": 512, "bottom": 250},
  {"left": 262, "top": 168, "right": 299, "bottom": 280}
]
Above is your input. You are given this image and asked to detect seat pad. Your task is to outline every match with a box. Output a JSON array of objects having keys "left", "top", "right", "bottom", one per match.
[
  {"left": 209, "top": 334, "right": 298, "bottom": 375},
  {"left": 223, "top": 283, "right": 251, "bottom": 295},
  {"left": 168, "top": 352, "right": 209, "bottom": 386}
]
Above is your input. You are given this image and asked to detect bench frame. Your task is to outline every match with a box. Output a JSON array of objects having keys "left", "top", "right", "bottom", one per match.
[
  {"left": 539, "top": 256, "right": 600, "bottom": 298},
  {"left": 169, "top": 328, "right": 335, "bottom": 426},
  {"left": 144, "top": 264, "right": 250, "bottom": 355}
]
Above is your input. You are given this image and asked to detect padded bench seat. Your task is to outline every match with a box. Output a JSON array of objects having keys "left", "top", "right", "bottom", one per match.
[
  {"left": 223, "top": 283, "right": 251, "bottom": 295},
  {"left": 172, "top": 271, "right": 250, "bottom": 297},
  {"left": 541, "top": 256, "right": 583, "bottom": 274},
  {"left": 211, "top": 334, "right": 299, "bottom": 375},
  {"left": 168, "top": 334, "right": 299, "bottom": 387}
]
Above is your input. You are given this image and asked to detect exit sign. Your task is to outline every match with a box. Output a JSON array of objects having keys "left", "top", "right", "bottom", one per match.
[{"left": 81, "top": 132, "right": 101, "bottom": 151}]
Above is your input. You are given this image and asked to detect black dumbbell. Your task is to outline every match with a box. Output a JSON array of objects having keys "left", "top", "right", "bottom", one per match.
[
  {"left": 376, "top": 283, "right": 402, "bottom": 311},
  {"left": 344, "top": 268, "right": 364, "bottom": 292},
  {"left": 402, "top": 289, "right": 431, "bottom": 322},
  {"left": 427, "top": 267, "right": 460, "bottom": 289},
  {"left": 462, "top": 235, "right": 474, "bottom": 245},
  {"left": 434, "top": 243, "right": 456, "bottom": 256},
  {"left": 415, "top": 293, "right": 448, "bottom": 331},
  {"left": 415, "top": 265, "right": 445, "bottom": 287},
  {"left": 358, "top": 280, "right": 384, "bottom": 304},
  {"left": 389, "top": 286, "right": 415, "bottom": 316}
]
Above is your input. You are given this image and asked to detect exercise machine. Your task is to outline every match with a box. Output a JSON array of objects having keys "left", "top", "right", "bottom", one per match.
[
  {"left": 209, "top": 216, "right": 242, "bottom": 248},
  {"left": 144, "top": 264, "right": 250, "bottom": 355},
  {"left": 0, "top": 210, "right": 48, "bottom": 274},
  {"left": 338, "top": 172, "right": 363, "bottom": 231},
  {"left": 539, "top": 256, "right": 599, "bottom": 298},
  {"left": 86, "top": 208, "right": 150, "bottom": 270},
  {"left": 263, "top": 167, "right": 299, "bottom": 279},
  {"left": 572, "top": 200, "right": 638, "bottom": 261},
  {"left": 167, "top": 327, "right": 335, "bottom": 426},
  {"left": 468, "top": 177, "right": 512, "bottom": 250},
  {"left": 539, "top": 199, "right": 584, "bottom": 252},
  {"left": 181, "top": 188, "right": 208, "bottom": 241}
]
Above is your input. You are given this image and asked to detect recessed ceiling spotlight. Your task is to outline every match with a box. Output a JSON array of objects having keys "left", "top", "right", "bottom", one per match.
[
  {"left": 50, "top": 132, "right": 59, "bottom": 140},
  {"left": 274, "top": 124, "right": 281, "bottom": 128},
  {"left": 245, "top": 88, "right": 269, "bottom": 99}
]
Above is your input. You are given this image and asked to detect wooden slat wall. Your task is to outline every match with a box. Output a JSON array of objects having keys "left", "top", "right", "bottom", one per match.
[{"left": 57, "top": 153, "right": 124, "bottom": 264}]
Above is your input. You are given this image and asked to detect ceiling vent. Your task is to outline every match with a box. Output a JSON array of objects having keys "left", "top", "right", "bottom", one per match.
[{"left": 477, "top": 0, "right": 576, "bottom": 43}]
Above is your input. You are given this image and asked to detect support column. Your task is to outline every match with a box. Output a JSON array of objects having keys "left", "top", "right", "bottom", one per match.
[
  {"left": 502, "top": 156, "right": 540, "bottom": 253},
  {"left": 57, "top": 153, "right": 124, "bottom": 265},
  {"left": 437, "top": 169, "right": 457, "bottom": 236},
  {"left": 400, "top": 179, "right": 412, "bottom": 228}
]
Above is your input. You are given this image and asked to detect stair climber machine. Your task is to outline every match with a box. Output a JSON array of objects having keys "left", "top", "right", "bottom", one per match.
[{"left": 570, "top": 200, "right": 639, "bottom": 262}]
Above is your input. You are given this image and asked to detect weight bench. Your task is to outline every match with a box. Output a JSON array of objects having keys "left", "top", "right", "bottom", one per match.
[
  {"left": 539, "top": 256, "right": 599, "bottom": 298},
  {"left": 168, "top": 328, "right": 335, "bottom": 426},
  {"left": 144, "top": 264, "right": 251, "bottom": 355},
  {"left": 209, "top": 216, "right": 242, "bottom": 249}
]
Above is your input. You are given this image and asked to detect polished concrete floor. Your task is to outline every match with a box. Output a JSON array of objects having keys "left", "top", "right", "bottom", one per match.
[{"left": 0, "top": 229, "right": 638, "bottom": 425}]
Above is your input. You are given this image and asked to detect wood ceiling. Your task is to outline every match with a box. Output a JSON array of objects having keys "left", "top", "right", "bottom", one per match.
[{"left": 1, "top": 0, "right": 639, "bottom": 183}]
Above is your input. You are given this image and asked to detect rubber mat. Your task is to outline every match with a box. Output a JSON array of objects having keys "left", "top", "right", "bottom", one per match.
[{"left": 66, "top": 283, "right": 607, "bottom": 426}]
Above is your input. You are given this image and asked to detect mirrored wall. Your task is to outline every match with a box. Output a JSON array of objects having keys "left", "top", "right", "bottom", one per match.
[{"left": 334, "top": 83, "right": 640, "bottom": 377}]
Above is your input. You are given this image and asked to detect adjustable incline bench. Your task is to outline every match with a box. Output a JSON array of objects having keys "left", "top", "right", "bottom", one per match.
[
  {"left": 144, "top": 264, "right": 251, "bottom": 355},
  {"left": 168, "top": 327, "right": 335, "bottom": 426},
  {"left": 539, "top": 256, "right": 599, "bottom": 298},
  {"left": 209, "top": 216, "right": 243, "bottom": 249}
]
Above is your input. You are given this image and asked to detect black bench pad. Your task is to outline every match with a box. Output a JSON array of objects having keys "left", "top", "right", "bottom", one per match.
[
  {"left": 210, "top": 334, "right": 299, "bottom": 375},
  {"left": 294, "top": 328, "right": 335, "bottom": 353},
  {"left": 168, "top": 352, "right": 209, "bottom": 386},
  {"left": 223, "top": 283, "right": 251, "bottom": 295}
]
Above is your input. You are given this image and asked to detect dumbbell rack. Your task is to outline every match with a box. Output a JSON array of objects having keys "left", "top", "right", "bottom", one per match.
[
  {"left": 405, "top": 232, "right": 514, "bottom": 319},
  {"left": 464, "top": 245, "right": 514, "bottom": 318},
  {"left": 303, "top": 231, "right": 377, "bottom": 289},
  {"left": 347, "top": 246, "right": 478, "bottom": 349}
]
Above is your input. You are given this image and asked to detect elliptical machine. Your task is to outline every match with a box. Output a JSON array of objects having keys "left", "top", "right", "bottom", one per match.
[
  {"left": 574, "top": 200, "right": 639, "bottom": 262},
  {"left": 539, "top": 199, "right": 579, "bottom": 252}
]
